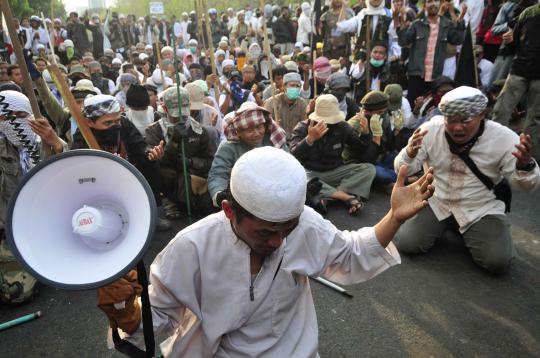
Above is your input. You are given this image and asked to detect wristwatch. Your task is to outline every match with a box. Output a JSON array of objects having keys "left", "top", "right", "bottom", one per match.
[{"left": 517, "top": 159, "right": 536, "bottom": 172}]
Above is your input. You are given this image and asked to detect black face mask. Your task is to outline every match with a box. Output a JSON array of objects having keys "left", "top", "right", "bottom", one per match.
[
  {"left": 332, "top": 90, "right": 346, "bottom": 103},
  {"left": 91, "top": 125, "right": 121, "bottom": 147},
  {"left": 70, "top": 74, "right": 86, "bottom": 84},
  {"left": 90, "top": 73, "right": 103, "bottom": 87}
]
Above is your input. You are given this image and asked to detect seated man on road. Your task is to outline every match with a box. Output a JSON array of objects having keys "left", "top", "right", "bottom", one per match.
[
  {"left": 290, "top": 94, "right": 376, "bottom": 215},
  {"left": 208, "top": 102, "right": 287, "bottom": 207},
  {"left": 145, "top": 87, "right": 217, "bottom": 217},
  {"left": 394, "top": 86, "right": 540, "bottom": 273},
  {"left": 97, "top": 146, "right": 435, "bottom": 357}
]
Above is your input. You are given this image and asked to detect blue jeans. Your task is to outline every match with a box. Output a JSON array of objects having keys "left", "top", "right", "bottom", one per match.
[{"left": 375, "top": 151, "right": 398, "bottom": 184}]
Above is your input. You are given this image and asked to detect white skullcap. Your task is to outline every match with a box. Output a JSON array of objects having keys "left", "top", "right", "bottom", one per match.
[
  {"left": 230, "top": 147, "right": 307, "bottom": 222},
  {"left": 438, "top": 86, "right": 488, "bottom": 117},
  {"left": 37, "top": 44, "right": 46, "bottom": 50},
  {"left": 145, "top": 44, "right": 153, "bottom": 50},
  {"left": 139, "top": 53, "right": 149, "bottom": 61},
  {"left": 0, "top": 90, "right": 33, "bottom": 115},
  {"left": 63, "top": 39, "right": 74, "bottom": 48},
  {"left": 222, "top": 59, "right": 235, "bottom": 68},
  {"left": 161, "top": 46, "right": 173, "bottom": 54},
  {"left": 301, "top": 2, "right": 311, "bottom": 11},
  {"left": 112, "top": 58, "right": 122, "bottom": 65}
]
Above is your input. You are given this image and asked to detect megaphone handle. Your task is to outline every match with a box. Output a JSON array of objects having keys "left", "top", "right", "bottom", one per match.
[{"left": 137, "top": 261, "right": 156, "bottom": 357}]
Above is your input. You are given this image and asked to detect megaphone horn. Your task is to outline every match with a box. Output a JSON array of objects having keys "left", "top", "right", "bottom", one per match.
[{"left": 6, "top": 149, "right": 157, "bottom": 290}]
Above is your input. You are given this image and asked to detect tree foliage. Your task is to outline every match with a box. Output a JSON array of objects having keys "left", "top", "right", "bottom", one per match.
[{"left": 7, "top": 0, "right": 66, "bottom": 19}]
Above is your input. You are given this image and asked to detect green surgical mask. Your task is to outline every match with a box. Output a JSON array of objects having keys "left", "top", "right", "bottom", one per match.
[
  {"left": 66, "top": 47, "right": 74, "bottom": 60},
  {"left": 370, "top": 58, "right": 385, "bottom": 68},
  {"left": 286, "top": 87, "right": 301, "bottom": 100}
]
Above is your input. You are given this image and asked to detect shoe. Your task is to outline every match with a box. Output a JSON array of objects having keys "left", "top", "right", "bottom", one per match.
[{"left": 156, "top": 217, "right": 172, "bottom": 232}]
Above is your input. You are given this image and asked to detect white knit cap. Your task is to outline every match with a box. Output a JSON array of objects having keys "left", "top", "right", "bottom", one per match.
[{"left": 230, "top": 147, "right": 307, "bottom": 222}]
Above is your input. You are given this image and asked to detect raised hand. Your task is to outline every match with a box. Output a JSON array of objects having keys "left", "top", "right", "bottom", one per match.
[
  {"left": 391, "top": 166, "right": 434, "bottom": 223},
  {"left": 306, "top": 120, "right": 328, "bottom": 144},
  {"left": 147, "top": 140, "right": 165, "bottom": 161},
  {"left": 406, "top": 127, "right": 427, "bottom": 158},
  {"left": 513, "top": 133, "right": 534, "bottom": 169}
]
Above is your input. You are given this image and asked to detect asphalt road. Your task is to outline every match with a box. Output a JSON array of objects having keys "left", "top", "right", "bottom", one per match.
[{"left": 1, "top": 188, "right": 539, "bottom": 358}]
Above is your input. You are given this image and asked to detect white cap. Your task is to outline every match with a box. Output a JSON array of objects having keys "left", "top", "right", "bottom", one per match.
[
  {"left": 112, "top": 58, "right": 122, "bottom": 65},
  {"left": 230, "top": 147, "right": 306, "bottom": 222}
]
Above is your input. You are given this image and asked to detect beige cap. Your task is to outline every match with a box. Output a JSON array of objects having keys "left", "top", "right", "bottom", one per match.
[
  {"left": 308, "top": 94, "right": 345, "bottom": 124},
  {"left": 185, "top": 83, "right": 204, "bottom": 111}
]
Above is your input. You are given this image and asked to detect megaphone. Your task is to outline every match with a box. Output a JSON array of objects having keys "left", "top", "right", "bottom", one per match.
[{"left": 5, "top": 149, "right": 157, "bottom": 289}]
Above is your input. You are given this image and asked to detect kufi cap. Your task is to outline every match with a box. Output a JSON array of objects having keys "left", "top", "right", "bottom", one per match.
[
  {"left": 185, "top": 83, "right": 204, "bottom": 110},
  {"left": 139, "top": 53, "right": 149, "bottom": 61},
  {"left": 325, "top": 72, "right": 350, "bottom": 90},
  {"left": 63, "top": 39, "right": 74, "bottom": 48},
  {"left": 161, "top": 46, "right": 173, "bottom": 54},
  {"left": 112, "top": 58, "right": 122, "bottom": 65},
  {"left": 309, "top": 94, "right": 345, "bottom": 124},
  {"left": 284, "top": 60, "right": 299, "bottom": 72},
  {"left": 438, "top": 86, "right": 488, "bottom": 117},
  {"left": 162, "top": 86, "right": 190, "bottom": 117},
  {"left": 0, "top": 90, "right": 32, "bottom": 115},
  {"left": 145, "top": 44, "right": 153, "bottom": 50},
  {"left": 283, "top": 72, "right": 302, "bottom": 85},
  {"left": 188, "top": 39, "right": 198, "bottom": 46},
  {"left": 209, "top": 8, "right": 218, "bottom": 14},
  {"left": 294, "top": 41, "right": 303, "bottom": 49},
  {"left": 230, "top": 146, "right": 307, "bottom": 222},
  {"left": 329, "top": 59, "right": 340, "bottom": 71},
  {"left": 384, "top": 84, "right": 403, "bottom": 111},
  {"left": 361, "top": 91, "right": 389, "bottom": 111},
  {"left": 222, "top": 59, "right": 235, "bottom": 68}
]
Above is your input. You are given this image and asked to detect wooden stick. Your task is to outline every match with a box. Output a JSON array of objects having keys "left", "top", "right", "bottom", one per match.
[
  {"left": 47, "top": 64, "right": 100, "bottom": 150},
  {"left": 195, "top": 0, "right": 206, "bottom": 50},
  {"left": 201, "top": 0, "right": 220, "bottom": 104},
  {"left": 365, "top": 16, "right": 371, "bottom": 95},
  {"left": 41, "top": 12, "right": 56, "bottom": 62},
  {"left": 258, "top": 0, "right": 279, "bottom": 123},
  {"left": 0, "top": 0, "right": 41, "bottom": 116},
  {"left": 154, "top": 35, "right": 167, "bottom": 89}
]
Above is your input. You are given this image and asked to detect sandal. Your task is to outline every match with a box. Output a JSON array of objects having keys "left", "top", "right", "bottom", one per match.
[
  {"left": 163, "top": 202, "right": 181, "bottom": 220},
  {"left": 345, "top": 196, "right": 364, "bottom": 216}
]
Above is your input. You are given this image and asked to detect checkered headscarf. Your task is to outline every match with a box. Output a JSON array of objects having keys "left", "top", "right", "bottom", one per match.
[
  {"left": 83, "top": 95, "right": 121, "bottom": 120},
  {"left": 438, "top": 86, "right": 488, "bottom": 117},
  {"left": 224, "top": 108, "right": 286, "bottom": 148}
]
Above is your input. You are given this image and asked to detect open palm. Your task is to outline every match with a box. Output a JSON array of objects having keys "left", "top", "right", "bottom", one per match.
[{"left": 391, "top": 166, "right": 435, "bottom": 222}]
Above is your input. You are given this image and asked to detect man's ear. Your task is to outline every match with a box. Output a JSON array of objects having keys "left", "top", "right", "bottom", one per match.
[
  {"left": 222, "top": 200, "right": 236, "bottom": 221},
  {"left": 85, "top": 117, "right": 96, "bottom": 128}
]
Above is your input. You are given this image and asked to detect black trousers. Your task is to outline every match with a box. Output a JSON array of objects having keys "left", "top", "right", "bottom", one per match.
[{"left": 407, "top": 75, "right": 432, "bottom": 107}]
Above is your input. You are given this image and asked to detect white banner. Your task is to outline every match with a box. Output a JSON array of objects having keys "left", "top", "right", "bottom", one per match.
[{"left": 149, "top": 2, "right": 164, "bottom": 14}]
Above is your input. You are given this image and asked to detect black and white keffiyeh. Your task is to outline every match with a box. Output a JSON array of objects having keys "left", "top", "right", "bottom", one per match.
[
  {"left": 438, "top": 86, "right": 488, "bottom": 117},
  {"left": 83, "top": 94, "right": 121, "bottom": 119}
]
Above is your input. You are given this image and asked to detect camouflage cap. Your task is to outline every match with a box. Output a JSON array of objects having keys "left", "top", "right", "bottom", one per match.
[{"left": 162, "top": 86, "right": 190, "bottom": 117}]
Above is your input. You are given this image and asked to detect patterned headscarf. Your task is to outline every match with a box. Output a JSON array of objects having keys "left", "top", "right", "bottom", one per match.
[
  {"left": 223, "top": 105, "right": 286, "bottom": 148},
  {"left": 83, "top": 95, "right": 121, "bottom": 120},
  {"left": 438, "top": 86, "right": 488, "bottom": 117}
]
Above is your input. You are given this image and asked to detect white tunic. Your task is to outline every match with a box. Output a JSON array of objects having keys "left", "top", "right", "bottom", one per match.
[
  {"left": 127, "top": 207, "right": 400, "bottom": 357},
  {"left": 394, "top": 116, "right": 540, "bottom": 232}
]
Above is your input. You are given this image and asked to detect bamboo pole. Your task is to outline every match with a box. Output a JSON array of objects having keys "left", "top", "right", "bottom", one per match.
[
  {"left": 365, "top": 16, "right": 371, "bottom": 95},
  {"left": 201, "top": 0, "right": 220, "bottom": 104},
  {"left": 258, "top": 0, "right": 279, "bottom": 123}
]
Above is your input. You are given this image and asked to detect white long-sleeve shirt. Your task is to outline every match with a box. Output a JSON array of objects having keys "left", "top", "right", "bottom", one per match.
[
  {"left": 297, "top": 13, "right": 313, "bottom": 45},
  {"left": 125, "top": 207, "right": 400, "bottom": 357},
  {"left": 394, "top": 117, "right": 540, "bottom": 232}
]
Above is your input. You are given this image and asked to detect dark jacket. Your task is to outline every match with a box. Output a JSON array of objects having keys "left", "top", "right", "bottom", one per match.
[
  {"left": 290, "top": 120, "right": 371, "bottom": 172},
  {"left": 67, "top": 21, "right": 90, "bottom": 56},
  {"left": 272, "top": 17, "right": 295, "bottom": 44},
  {"left": 145, "top": 119, "right": 216, "bottom": 178},
  {"left": 507, "top": 4, "right": 540, "bottom": 80},
  {"left": 398, "top": 16, "right": 465, "bottom": 78}
]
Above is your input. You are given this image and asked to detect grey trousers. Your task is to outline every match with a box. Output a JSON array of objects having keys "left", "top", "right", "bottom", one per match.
[
  {"left": 492, "top": 74, "right": 540, "bottom": 161},
  {"left": 489, "top": 55, "right": 513, "bottom": 88},
  {"left": 394, "top": 205, "right": 514, "bottom": 274},
  {"left": 306, "top": 163, "right": 376, "bottom": 201}
]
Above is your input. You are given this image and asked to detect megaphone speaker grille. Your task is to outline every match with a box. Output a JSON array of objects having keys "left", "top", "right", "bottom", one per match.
[{"left": 6, "top": 150, "right": 157, "bottom": 290}]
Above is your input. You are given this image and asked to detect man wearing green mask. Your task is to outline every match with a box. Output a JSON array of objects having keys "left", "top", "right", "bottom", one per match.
[
  {"left": 350, "top": 43, "right": 392, "bottom": 102},
  {"left": 264, "top": 72, "right": 308, "bottom": 142}
]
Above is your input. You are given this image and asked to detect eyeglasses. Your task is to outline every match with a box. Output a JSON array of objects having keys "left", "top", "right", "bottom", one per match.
[{"left": 444, "top": 116, "right": 477, "bottom": 125}]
